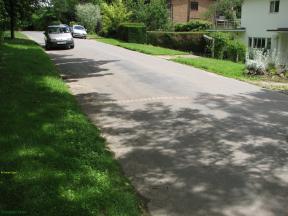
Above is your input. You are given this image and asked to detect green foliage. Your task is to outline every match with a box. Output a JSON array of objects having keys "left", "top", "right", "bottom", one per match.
[
  {"left": 147, "top": 31, "right": 205, "bottom": 53},
  {"left": 118, "top": 22, "right": 146, "bottom": 43},
  {"left": 31, "top": 7, "right": 59, "bottom": 30},
  {"left": 207, "top": 32, "right": 246, "bottom": 62},
  {"left": 0, "top": 0, "right": 6, "bottom": 44},
  {"left": 101, "top": 0, "right": 131, "bottom": 36},
  {"left": 69, "top": 21, "right": 78, "bottom": 26},
  {"left": 174, "top": 20, "right": 212, "bottom": 32},
  {"left": 208, "top": 32, "right": 231, "bottom": 59},
  {"left": 126, "top": 0, "right": 170, "bottom": 31},
  {"left": 76, "top": 3, "right": 101, "bottom": 33},
  {"left": 0, "top": 33, "right": 142, "bottom": 216},
  {"left": 226, "top": 39, "right": 246, "bottom": 62}
]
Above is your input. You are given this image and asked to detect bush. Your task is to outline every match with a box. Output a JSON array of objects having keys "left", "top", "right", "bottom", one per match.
[
  {"left": 246, "top": 49, "right": 288, "bottom": 76},
  {"left": 174, "top": 20, "right": 212, "bottom": 32},
  {"left": 206, "top": 32, "right": 245, "bottom": 62},
  {"left": 226, "top": 40, "right": 246, "bottom": 62},
  {"left": 126, "top": 0, "right": 170, "bottom": 31},
  {"left": 118, "top": 23, "right": 146, "bottom": 43},
  {"left": 147, "top": 31, "right": 205, "bottom": 53},
  {"left": 101, "top": 0, "right": 131, "bottom": 36},
  {"left": 76, "top": 3, "right": 101, "bottom": 33}
]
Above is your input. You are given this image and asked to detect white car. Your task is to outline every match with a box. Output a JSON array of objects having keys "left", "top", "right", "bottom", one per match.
[
  {"left": 44, "top": 25, "right": 74, "bottom": 50},
  {"left": 71, "top": 25, "right": 87, "bottom": 39}
]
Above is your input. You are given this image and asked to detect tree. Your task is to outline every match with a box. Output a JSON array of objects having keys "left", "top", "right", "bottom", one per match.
[
  {"left": 0, "top": 0, "right": 6, "bottom": 43},
  {"left": 3, "top": 0, "right": 45, "bottom": 39},
  {"left": 126, "top": 0, "right": 170, "bottom": 31},
  {"left": 205, "top": 0, "right": 243, "bottom": 21},
  {"left": 75, "top": 3, "right": 101, "bottom": 33},
  {"left": 101, "top": 0, "right": 131, "bottom": 36}
]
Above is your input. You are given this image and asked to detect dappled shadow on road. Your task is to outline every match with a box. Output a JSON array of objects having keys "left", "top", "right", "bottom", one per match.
[
  {"left": 48, "top": 53, "right": 118, "bottom": 80},
  {"left": 75, "top": 89, "right": 288, "bottom": 216}
]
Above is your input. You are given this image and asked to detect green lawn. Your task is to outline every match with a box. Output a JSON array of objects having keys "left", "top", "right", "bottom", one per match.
[
  {"left": 173, "top": 57, "right": 248, "bottom": 79},
  {"left": 93, "top": 37, "right": 187, "bottom": 55},
  {"left": 173, "top": 57, "right": 288, "bottom": 91},
  {"left": 0, "top": 33, "right": 142, "bottom": 216}
]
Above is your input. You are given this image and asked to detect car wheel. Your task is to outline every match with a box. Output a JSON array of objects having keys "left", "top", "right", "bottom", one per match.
[
  {"left": 45, "top": 43, "right": 50, "bottom": 50},
  {"left": 70, "top": 45, "right": 74, "bottom": 49}
]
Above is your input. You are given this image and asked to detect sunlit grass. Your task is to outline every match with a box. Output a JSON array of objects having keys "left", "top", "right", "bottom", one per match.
[
  {"left": 0, "top": 33, "right": 142, "bottom": 215},
  {"left": 95, "top": 37, "right": 187, "bottom": 55}
]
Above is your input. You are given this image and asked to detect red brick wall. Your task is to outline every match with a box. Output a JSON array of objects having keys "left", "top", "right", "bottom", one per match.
[{"left": 171, "top": 0, "right": 214, "bottom": 23}]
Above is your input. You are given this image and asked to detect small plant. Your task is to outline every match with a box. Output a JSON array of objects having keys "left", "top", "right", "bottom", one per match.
[{"left": 245, "top": 49, "right": 288, "bottom": 77}]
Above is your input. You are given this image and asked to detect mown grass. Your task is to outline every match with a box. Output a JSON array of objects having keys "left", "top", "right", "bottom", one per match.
[
  {"left": 173, "top": 57, "right": 247, "bottom": 79},
  {"left": 0, "top": 33, "right": 143, "bottom": 216},
  {"left": 93, "top": 37, "right": 187, "bottom": 55},
  {"left": 173, "top": 57, "right": 288, "bottom": 92}
]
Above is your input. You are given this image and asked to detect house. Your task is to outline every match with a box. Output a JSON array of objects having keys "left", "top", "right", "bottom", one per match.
[
  {"left": 240, "top": 0, "right": 288, "bottom": 62},
  {"left": 168, "top": 0, "right": 214, "bottom": 23}
]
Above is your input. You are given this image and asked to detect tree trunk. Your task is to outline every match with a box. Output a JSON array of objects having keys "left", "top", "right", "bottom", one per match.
[{"left": 9, "top": 0, "right": 15, "bottom": 39}]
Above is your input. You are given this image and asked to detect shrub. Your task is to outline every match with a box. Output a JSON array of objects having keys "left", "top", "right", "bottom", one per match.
[
  {"left": 118, "top": 23, "right": 146, "bottom": 43},
  {"left": 246, "top": 49, "right": 288, "bottom": 76},
  {"left": 76, "top": 3, "right": 101, "bottom": 33},
  {"left": 147, "top": 31, "right": 205, "bottom": 53},
  {"left": 207, "top": 32, "right": 231, "bottom": 59},
  {"left": 101, "top": 0, "right": 131, "bottom": 36},
  {"left": 174, "top": 20, "right": 212, "bottom": 32},
  {"left": 206, "top": 32, "right": 245, "bottom": 62},
  {"left": 226, "top": 40, "right": 246, "bottom": 62},
  {"left": 126, "top": 0, "right": 170, "bottom": 31}
]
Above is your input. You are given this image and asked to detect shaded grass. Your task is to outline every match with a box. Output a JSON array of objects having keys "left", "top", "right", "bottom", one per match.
[
  {"left": 173, "top": 57, "right": 288, "bottom": 92},
  {"left": 0, "top": 33, "right": 143, "bottom": 215},
  {"left": 93, "top": 37, "right": 187, "bottom": 55}
]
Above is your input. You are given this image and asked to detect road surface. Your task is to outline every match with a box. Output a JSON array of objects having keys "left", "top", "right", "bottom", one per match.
[{"left": 24, "top": 31, "right": 288, "bottom": 216}]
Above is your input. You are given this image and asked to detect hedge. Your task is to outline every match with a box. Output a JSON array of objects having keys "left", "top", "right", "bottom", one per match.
[
  {"left": 174, "top": 20, "right": 212, "bottom": 32},
  {"left": 117, "top": 23, "right": 146, "bottom": 44},
  {"left": 147, "top": 31, "right": 205, "bottom": 53}
]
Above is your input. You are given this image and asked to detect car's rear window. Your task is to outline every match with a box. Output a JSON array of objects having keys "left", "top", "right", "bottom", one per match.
[
  {"left": 48, "top": 27, "right": 70, "bottom": 34},
  {"left": 74, "top": 26, "right": 85, "bottom": 30}
]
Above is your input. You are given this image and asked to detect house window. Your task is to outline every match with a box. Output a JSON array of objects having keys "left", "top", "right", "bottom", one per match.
[
  {"left": 191, "top": 1, "right": 198, "bottom": 10},
  {"left": 248, "top": 37, "right": 272, "bottom": 49},
  {"left": 270, "top": 0, "right": 280, "bottom": 13}
]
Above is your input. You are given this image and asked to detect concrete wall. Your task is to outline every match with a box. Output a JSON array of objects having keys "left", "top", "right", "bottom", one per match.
[{"left": 171, "top": 0, "right": 214, "bottom": 23}]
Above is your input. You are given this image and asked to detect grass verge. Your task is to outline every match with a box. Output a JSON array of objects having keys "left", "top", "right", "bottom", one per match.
[
  {"left": 0, "top": 33, "right": 143, "bottom": 216},
  {"left": 173, "top": 57, "right": 288, "bottom": 92},
  {"left": 90, "top": 36, "right": 187, "bottom": 55}
]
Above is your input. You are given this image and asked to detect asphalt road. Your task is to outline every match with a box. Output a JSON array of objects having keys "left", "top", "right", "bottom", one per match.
[{"left": 23, "top": 31, "right": 288, "bottom": 216}]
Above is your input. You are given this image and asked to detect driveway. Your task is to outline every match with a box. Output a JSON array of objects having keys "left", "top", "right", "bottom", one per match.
[{"left": 23, "top": 31, "right": 288, "bottom": 216}]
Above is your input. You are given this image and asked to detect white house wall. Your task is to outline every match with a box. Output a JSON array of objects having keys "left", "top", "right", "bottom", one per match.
[{"left": 241, "top": 0, "right": 288, "bottom": 52}]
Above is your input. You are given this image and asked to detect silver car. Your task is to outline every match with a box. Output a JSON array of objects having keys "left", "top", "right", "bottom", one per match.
[
  {"left": 71, "top": 25, "right": 87, "bottom": 39},
  {"left": 44, "top": 25, "right": 74, "bottom": 50}
]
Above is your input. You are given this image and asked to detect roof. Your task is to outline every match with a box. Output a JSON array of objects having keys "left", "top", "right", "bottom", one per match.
[
  {"left": 267, "top": 28, "right": 288, "bottom": 32},
  {"left": 207, "top": 28, "right": 246, "bottom": 32}
]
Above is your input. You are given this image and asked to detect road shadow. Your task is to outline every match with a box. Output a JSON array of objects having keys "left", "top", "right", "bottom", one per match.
[
  {"left": 47, "top": 53, "right": 118, "bottom": 80},
  {"left": 74, "top": 90, "right": 288, "bottom": 216}
]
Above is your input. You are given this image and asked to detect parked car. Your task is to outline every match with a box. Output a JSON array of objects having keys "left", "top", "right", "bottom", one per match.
[
  {"left": 44, "top": 25, "right": 74, "bottom": 50},
  {"left": 71, "top": 25, "right": 87, "bottom": 39}
]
